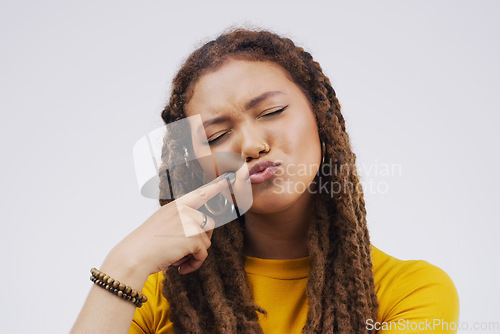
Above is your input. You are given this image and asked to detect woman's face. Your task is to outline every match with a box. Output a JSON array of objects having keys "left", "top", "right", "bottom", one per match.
[{"left": 185, "top": 58, "right": 321, "bottom": 214}]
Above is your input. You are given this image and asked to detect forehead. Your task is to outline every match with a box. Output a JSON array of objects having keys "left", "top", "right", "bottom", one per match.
[{"left": 185, "top": 59, "right": 295, "bottom": 115}]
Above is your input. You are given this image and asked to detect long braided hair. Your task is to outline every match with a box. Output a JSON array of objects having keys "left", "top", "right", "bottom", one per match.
[{"left": 158, "top": 28, "right": 378, "bottom": 333}]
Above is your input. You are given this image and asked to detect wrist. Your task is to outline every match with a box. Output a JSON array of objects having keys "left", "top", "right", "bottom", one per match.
[{"left": 100, "top": 250, "right": 150, "bottom": 292}]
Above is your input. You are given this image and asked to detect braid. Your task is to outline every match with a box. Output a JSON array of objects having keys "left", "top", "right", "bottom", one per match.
[
  {"left": 162, "top": 266, "right": 203, "bottom": 332},
  {"left": 158, "top": 28, "right": 378, "bottom": 333},
  {"left": 198, "top": 243, "right": 236, "bottom": 333},
  {"left": 302, "top": 199, "right": 328, "bottom": 332}
]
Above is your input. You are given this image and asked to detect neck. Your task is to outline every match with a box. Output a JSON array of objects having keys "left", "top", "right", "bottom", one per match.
[{"left": 242, "top": 192, "right": 313, "bottom": 260}]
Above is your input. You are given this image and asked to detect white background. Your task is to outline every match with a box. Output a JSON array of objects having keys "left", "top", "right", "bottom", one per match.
[{"left": 1, "top": 1, "right": 498, "bottom": 333}]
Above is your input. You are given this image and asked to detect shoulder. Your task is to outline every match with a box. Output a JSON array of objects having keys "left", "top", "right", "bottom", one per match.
[{"left": 370, "top": 245, "right": 460, "bottom": 333}]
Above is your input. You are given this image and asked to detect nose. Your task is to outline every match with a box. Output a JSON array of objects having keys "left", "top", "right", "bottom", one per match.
[{"left": 239, "top": 123, "right": 268, "bottom": 162}]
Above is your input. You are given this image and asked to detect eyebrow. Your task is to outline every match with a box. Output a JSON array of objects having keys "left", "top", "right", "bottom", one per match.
[
  {"left": 244, "top": 90, "right": 283, "bottom": 110},
  {"left": 200, "top": 91, "right": 284, "bottom": 131}
]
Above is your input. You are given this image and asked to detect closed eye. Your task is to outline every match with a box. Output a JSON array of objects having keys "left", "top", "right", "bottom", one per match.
[
  {"left": 207, "top": 106, "right": 287, "bottom": 145},
  {"left": 207, "top": 130, "right": 230, "bottom": 145},
  {"left": 259, "top": 105, "right": 288, "bottom": 118}
]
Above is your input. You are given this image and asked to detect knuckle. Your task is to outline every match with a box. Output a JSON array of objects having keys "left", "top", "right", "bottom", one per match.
[
  {"left": 188, "top": 243, "right": 197, "bottom": 254},
  {"left": 204, "top": 238, "right": 211, "bottom": 249},
  {"left": 196, "top": 188, "right": 207, "bottom": 199},
  {"left": 177, "top": 204, "right": 188, "bottom": 214},
  {"left": 201, "top": 248, "right": 208, "bottom": 259},
  {"left": 178, "top": 205, "right": 194, "bottom": 220},
  {"left": 202, "top": 234, "right": 211, "bottom": 248}
]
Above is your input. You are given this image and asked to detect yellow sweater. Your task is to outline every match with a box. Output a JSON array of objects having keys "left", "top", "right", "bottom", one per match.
[{"left": 130, "top": 245, "right": 459, "bottom": 333}]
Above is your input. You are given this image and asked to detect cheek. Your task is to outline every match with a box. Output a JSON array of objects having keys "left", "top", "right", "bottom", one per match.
[
  {"left": 274, "top": 112, "right": 321, "bottom": 186},
  {"left": 284, "top": 114, "right": 320, "bottom": 162}
]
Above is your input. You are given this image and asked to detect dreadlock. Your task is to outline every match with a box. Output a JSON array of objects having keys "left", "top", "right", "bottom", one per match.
[{"left": 158, "top": 28, "right": 378, "bottom": 333}]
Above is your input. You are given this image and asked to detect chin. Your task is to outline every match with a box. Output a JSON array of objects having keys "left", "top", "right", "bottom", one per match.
[{"left": 247, "top": 192, "right": 298, "bottom": 215}]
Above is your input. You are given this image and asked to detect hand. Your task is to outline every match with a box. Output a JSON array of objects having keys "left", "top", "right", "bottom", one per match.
[{"left": 105, "top": 172, "right": 235, "bottom": 277}]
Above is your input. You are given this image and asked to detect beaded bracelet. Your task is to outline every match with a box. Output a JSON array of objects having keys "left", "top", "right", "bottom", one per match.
[{"left": 90, "top": 268, "right": 148, "bottom": 308}]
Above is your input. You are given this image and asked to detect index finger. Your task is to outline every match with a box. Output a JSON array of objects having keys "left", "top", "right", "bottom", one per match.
[{"left": 175, "top": 172, "right": 236, "bottom": 209}]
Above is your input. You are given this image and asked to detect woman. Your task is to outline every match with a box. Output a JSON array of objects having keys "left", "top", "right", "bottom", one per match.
[{"left": 71, "top": 29, "right": 459, "bottom": 333}]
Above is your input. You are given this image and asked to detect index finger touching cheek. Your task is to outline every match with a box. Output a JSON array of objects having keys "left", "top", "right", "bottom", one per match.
[{"left": 176, "top": 172, "right": 236, "bottom": 209}]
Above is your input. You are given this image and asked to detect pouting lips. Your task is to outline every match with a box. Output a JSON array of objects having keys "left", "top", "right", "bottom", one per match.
[
  {"left": 248, "top": 160, "right": 281, "bottom": 184},
  {"left": 249, "top": 160, "right": 281, "bottom": 176}
]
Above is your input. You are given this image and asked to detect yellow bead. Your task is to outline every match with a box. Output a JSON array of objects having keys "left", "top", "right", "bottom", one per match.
[
  {"left": 125, "top": 286, "right": 132, "bottom": 294},
  {"left": 117, "top": 291, "right": 123, "bottom": 297},
  {"left": 130, "top": 290, "right": 137, "bottom": 297},
  {"left": 118, "top": 283, "right": 125, "bottom": 291},
  {"left": 112, "top": 281, "right": 119, "bottom": 289}
]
